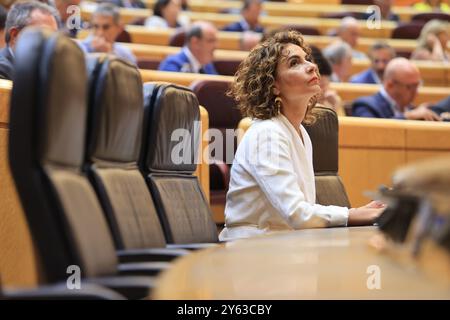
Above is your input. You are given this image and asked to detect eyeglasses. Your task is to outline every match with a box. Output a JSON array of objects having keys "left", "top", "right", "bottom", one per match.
[
  {"left": 372, "top": 59, "right": 391, "bottom": 64},
  {"left": 392, "top": 79, "right": 423, "bottom": 91},
  {"left": 92, "top": 24, "right": 112, "bottom": 31}
]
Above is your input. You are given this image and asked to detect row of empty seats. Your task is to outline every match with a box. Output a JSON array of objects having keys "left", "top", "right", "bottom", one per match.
[{"left": 6, "top": 28, "right": 218, "bottom": 299}]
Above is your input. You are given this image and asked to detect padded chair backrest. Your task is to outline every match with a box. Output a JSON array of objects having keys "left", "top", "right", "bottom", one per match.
[
  {"left": 190, "top": 80, "right": 242, "bottom": 164},
  {"left": 169, "top": 29, "right": 186, "bottom": 47},
  {"left": 411, "top": 13, "right": 450, "bottom": 23},
  {"left": 8, "top": 29, "right": 118, "bottom": 282},
  {"left": 321, "top": 12, "right": 367, "bottom": 20},
  {"left": 213, "top": 59, "right": 241, "bottom": 76},
  {"left": 392, "top": 22, "right": 425, "bottom": 39},
  {"left": 85, "top": 55, "right": 167, "bottom": 250},
  {"left": 137, "top": 58, "right": 160, "bottom": 70},
  {"left": 141, "top": 83, "right": 218, "bottom": 244},
  {"left": 304, "top": 106, "right": 351, "bottom": 208},
  {"left": 395, "top": 50, "right": 412, "bottom": 59},
  {"left": 115, "top": 29, "right": 132, "bottom": 43},
  {"left": 341, "top": 0, "right": 373, "bottom": 4}
]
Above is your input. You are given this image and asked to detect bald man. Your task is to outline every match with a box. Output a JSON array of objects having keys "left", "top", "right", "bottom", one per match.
[
  {"left": 352, "top": 58, "right": 441, "bottom": 121},
  {"left": 159, "top": 21, "right": 218, "bottom": 74}
]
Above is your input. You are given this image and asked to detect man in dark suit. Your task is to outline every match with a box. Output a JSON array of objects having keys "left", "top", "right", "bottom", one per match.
[
  {"left": 0, "top": 1, "right": 58, "bottom": 80},
  {"left": 350, "top": 42, "right": 396, "bottom": 85},
  {"left": 352, "top": 57, "right": 441, "bottom": 121},
  {"left": 222, "top": 0, "right": 264, "bottom": 33},
  {"left": 0, "top": 5, "right": 7, "bottom": 48},
  {"left": 430, "top": 95, "right": 450, "bottom": 121},
  {"left": 159, "top": 21, "right": 218, "bottom": 74}
]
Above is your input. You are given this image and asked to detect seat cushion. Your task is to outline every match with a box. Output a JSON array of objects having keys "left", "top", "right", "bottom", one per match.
[
  {"left": 315, "top": 175, "right": 351, "bottom": 208},
  {"left": 46, "top": 167, "right": 118, "bottom": 278},
  {"left": 148, "top": 174, "right": 218, "bottom": 244},
  {"left": 92, "top": 167, "right": 167, "bottom": 250}
]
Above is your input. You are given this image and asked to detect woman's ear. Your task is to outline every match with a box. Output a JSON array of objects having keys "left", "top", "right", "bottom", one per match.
[{"left": 273, "top": 86, "right": 280, "bottom": 96}]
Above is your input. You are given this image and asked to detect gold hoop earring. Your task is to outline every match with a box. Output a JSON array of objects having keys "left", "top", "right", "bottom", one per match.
[{"left": 274, "top": 96, "right": 282, "bottom": 114}]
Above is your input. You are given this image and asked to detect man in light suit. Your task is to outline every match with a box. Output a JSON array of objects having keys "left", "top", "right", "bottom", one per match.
[
  {"left": 222, "top": 0, "right": 264, "bottom": 33},
  {"left": 0, "top": 1, "right": 59, "bottom": 80},
  {"left": 159, "top": 21, "right": 218, "bottom": 74},
  {"left": 350, "top": 42, "right": 396, "bottom": 84},
  {"left": 352, "top": 58, "right": 441, "bottom": 121},
  {"left": 79, "top": 3, "right": 137, "bottom": 65}
]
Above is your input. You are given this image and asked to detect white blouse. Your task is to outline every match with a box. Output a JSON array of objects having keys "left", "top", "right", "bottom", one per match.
[{"left": 219, "top": 114, "right": 349, "bottom": 241}]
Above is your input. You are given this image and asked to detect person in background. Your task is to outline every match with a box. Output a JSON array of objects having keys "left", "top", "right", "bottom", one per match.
[
  {"left": 336, "top": 17, "right": 367, "bottom": 59},
  {"left": 367, "top": 0, "right": 400, "bottom": 22},
  {"left": 145, "top": 0, "right": 187, "bottom": 28},
  {"left": 0, "top": 5, "right": 7, "bottom": 48},
  {"left": 222, "top": 0, "right": 264, "bottom": 33},
  {"left": 413, "top": 0, "right": 450, "bottom": 12},
  {"left": 180, "top": 0, "right": 188, "bottom": 10},
  {"left": 350, "top": 42, "right": 396, "bottom": 84},
  {"left": 53, "top": 0, "right": 82, "bottom": 37},
  {"left": 323, "top": 41, "right": 353, "bottom": 82},
  {"left": 79, "top": 3, "right": 136, "bottom": 64},
  {"left": 310, "top": 45, "right": 345, "bottom": 116},
  {"left": 158, "top": 21, "right": 218, "bottom": 74},
  {"left": 411, "top": 19, "right": 449, "bottom": 62},
  {"left": 352, "top": 57, "right": 441, "bottom": 120},
  {"left": 0, "top": 0, "right": 59, "bottom": 80},
  {"left": 219, "top": 30, "right": 385, "bottom": 241},
  {"left": 108, "top": 0, "right": 146, "bottom": 9}
]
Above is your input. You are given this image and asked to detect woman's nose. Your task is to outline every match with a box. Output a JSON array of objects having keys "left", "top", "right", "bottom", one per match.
[{"left": 306, "top": 62, "right": 317, "bottom": 74}]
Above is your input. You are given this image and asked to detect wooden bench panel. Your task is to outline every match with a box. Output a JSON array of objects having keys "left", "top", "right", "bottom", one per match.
[
  {"left": 139, "top": 70, "right": 450, "bottom": 105},
  {"left": 0, "top": 80, "right": 40, "bottom": 287}
]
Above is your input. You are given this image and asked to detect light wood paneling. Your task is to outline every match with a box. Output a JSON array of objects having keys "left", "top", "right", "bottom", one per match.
[
  {"left": 0, "top": 80, "right": 40, "bottom": 288},
  {"left": 139, "top": 70, "right": 450, "bottom": 105}
]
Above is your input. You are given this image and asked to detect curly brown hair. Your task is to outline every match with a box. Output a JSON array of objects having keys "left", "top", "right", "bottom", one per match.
[{"left": 229, "top": 30, "right": 319, "bottom": 124}]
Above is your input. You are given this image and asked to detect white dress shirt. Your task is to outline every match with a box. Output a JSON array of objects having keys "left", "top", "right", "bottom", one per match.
[
  {"left": 219, "top": 114, "right": 349, "bottom": 241},
  {"left": 181, "top": 47, "right": 202, "bottom": 73},
  {"left": 379, "top": 87, "right": 410, "bottom": 117}
]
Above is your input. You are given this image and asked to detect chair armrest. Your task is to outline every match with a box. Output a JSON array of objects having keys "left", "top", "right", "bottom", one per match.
[
  {"left": 86, "top": 276, "right": 156, "bottom": 300},
  {"left": 166, "top": 243, "right": 218, "bottom": 250},
  {"left": 210, "top": 160, "right": 230, "bottom": 191},
  {"left": 118, "top": 261, "right": 170, "bottom": 277},
  {"left": 117, "top": 248, "right": 189, "bottom": 263},
  {"left": 3, "top": 283, "right": 125, "bottom": 300}
]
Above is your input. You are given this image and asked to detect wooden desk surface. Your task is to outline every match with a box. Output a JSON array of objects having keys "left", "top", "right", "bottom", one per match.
[
  {"left": 78, "top": 26, "right": 424, "bottom": 53},
  {"left": 139, "top": 70, "right": 450, "bottom": 105},
  {"left": 121, "top": 42, "right": 448, "bottom": 86},
  {"left": 153, "top": 226, "right": 450, "bottom": 299},
  {"left": 80, "top": 8, "right": 396, "bottom": 38},
  {"left": 142, "top": 0, "right": 429, "bottom": 22}
]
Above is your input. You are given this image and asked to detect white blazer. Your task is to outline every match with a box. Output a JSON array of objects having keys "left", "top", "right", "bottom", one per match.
[{"left": 219, "top": 114, "right": 349, "bottom": 241}]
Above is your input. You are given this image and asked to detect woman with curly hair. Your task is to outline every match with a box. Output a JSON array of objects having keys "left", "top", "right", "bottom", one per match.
[{"left": 219, "top": 31, "right": 385, "bottom": 241}]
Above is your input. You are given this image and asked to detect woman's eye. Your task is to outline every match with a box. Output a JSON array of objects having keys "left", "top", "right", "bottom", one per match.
[{"left": 290, "top": 59, "right": 298, "bottom": 67}]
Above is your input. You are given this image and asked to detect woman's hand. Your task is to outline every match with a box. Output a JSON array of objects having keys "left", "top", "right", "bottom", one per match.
[
  {"left": 426, "top": 33, "right": 440, "bottom": 49},
  {"left": 347, "top": 201, "right": 386, "bottom": 226}
]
